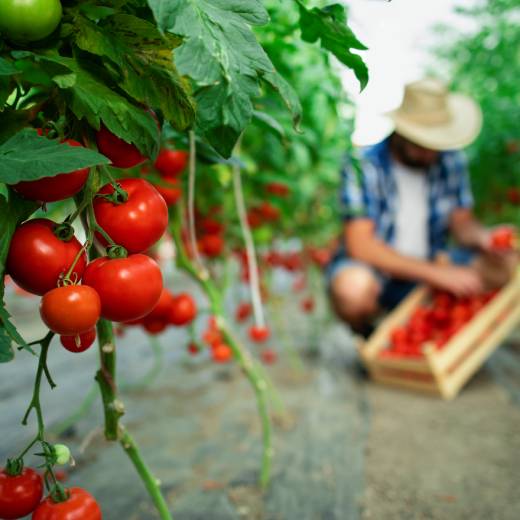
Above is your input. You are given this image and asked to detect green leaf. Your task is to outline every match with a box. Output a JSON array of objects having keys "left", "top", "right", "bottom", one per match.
[
  {"left": 0, "top": 128, "right": 109, "bottom": 184},
  {"left": 47, "top": 56, "right": 160, "bottom": 159},
  {"left": 0, "top": 328, "right": 14, "bottom": 363},
  {"left": 72, "top": 13, "right": 195, "bottom": 131},
  {"left": 252, "top": 110, "right": 285, "bottom": 138},
  {"left": 0, "top": 191, "right": 38, "bottom": 358},
  {"left": 0, "top": 57, "right": 19, "bottom": 76},
  {"left": 148, "top": 0, "right": 300, "bottom": 156},
  {"left": 295, "top": 1, "right": 369, "bottom": 91},
  {"left": 12, "top": 52, "right": 76, "bottom": 89}
]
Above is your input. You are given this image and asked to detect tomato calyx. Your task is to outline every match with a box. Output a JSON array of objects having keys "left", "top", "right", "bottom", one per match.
[
  {"left": 53, "top": 221, "right": 75, "bottom": 242},
  {"left": 95, "top": 183, "right": 129, "bottom": 205},
  {"left": 106, "top": 244, "right": 128, "bottom": 259},
  {"left": 4, "top": 457, "right": 24, "bottom": 477}
]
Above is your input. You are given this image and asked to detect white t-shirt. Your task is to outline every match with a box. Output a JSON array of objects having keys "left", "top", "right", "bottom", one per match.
[{"left": 392, "top": 162, "right": 429, "bottom": 259}]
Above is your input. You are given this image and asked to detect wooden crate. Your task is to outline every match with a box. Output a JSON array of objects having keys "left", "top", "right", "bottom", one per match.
[{"left": 358, "top": 268, "right": 520, "bottom": 399}]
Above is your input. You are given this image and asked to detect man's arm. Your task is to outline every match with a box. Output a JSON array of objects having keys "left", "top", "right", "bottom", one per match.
[
  {"left": 449, "top": 208, "right": 488, "bottom": 249},
  {"left": 345, "top": 219, "right": 484, "bottom": 296}
]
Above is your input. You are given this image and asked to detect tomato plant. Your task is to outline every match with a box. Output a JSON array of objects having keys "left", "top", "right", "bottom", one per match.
[
  {"left": 7, "top": 219, "right": 87, "bottom": 295},
  {"left": 0, "top": 466, "right": 43, "bottom": 519},
  {"left": 40, "top": 285, "right": 101, "bottom": 335},
  {"left": 96, "top": 126, "right": 146, "bottom": 169}
]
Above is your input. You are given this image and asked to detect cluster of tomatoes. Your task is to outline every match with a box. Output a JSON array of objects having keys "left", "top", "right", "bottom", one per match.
[
  {"left": 381, "top": 290, "right": 498, "bottom": 359},
  {"left": 0, "top": 465, "right": 100, "bottom": 520}
]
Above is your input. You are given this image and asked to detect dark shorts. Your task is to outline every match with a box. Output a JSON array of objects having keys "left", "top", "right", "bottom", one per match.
[{"left": 325, "top": 248, "right": 474, "bottom": 310}]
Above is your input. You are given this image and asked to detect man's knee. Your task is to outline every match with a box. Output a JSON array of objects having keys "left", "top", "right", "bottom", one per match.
[{"left": 329, "top": 266, "right": 380, "bottom": 323}]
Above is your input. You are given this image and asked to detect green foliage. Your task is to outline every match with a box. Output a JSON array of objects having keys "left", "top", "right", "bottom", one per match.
[
  {"left": 432, "top": 0, "right": 520, "bottom": 226},
  {"left": 0, "top": 128, "right": 108, "bottom": 183}
]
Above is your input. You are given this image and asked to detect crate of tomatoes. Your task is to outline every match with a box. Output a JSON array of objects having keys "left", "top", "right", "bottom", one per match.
[{"left": 358, "top": 266, "right": 520, "bottom": 400}]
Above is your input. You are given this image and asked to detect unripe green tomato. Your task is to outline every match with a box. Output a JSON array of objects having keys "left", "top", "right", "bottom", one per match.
[
  {"left": 0, "top": 0, "right": 62, "bottom": 43},
  {"left": 52, "top": 444, "right": 71, "bottom": 465}
]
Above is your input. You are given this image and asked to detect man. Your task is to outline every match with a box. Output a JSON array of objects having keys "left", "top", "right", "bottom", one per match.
[{"left": 328, "top": 78, "right": 515, "bottom": 333}]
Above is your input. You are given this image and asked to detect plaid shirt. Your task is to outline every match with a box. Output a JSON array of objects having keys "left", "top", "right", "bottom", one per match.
[{"left": 340, "top": 137, "right": 473, "bottom": 259}]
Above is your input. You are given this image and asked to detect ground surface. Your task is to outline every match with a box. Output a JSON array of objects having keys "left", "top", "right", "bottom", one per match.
[{"left": 2, "top": 284, "right": 520, "bottom": 520}]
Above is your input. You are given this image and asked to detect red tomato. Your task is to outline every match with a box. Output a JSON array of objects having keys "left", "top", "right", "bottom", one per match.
[
  {"left": 249, "top": 325, "right": 270, "bottom": 343},
  {"left": 235, "top": 302, "right": 252, "bottom": 322},
  {"left": 309, "top": 248, "right": 331, "bottom": 268},
  {"left": 40, "top": 285, "right": 101, "bottom": 335},
  {"left": 7, "top": 219, "right": 87, "bottom": 295},
  {"left": 433, "top": 291, "right": 453, "bottom": 309},
  {"left": 199, "top": 217, "right": 223, "bottom": 235},
  {"left": 0, "top": 467, "right": 43, "bottom": 519},
  {"left": 300, "top": 296, "right": 315, "bottom": 313},
  {"left": 143, "top": 319, "right": 168, "bottom": 335},
  {"left": 154, "top": 148, "right": 188, "bottom": 178},
  {"left": 247, "top": 209, "right": 263, "bottom": 229},
  {"left": 143, "top": 288, "right": 174, "bottom": 321},
  {"left": 212, "top": 343, "right": 232, "bottom": 363},
  {"left": 506, "top": 187, "right": 520, "bottom": 206},
  {"left": 96, "top": 125, "right": 146, "bottom": 168},
  {"left": 154, "top": 178, "right": 182, "bottom": 206},
  {"left": 261, "top": 348, "right": 277, "bottom": 365},
  {"left": 203, "top": 328, "right": 222, "bottom": 348},
  {"left": 169, "top": 293, "right": 197, "bottom": 326},
  {"left": 258, "top": 201, "right": 280, "bottom": 222},
  {"left": 187, "top": 342, "right": 199, "bottom": 355},
  {"left": 390, "top": 327, "right": 408, "bottom": 347},
  {"left": 490, "top": 228, "right": 517, "bottom": 251},
  {"left": 32, "top": 487, "right": 101, "bottom": 520},
  {"left": 60, "top": 328, "right": 97, "bottom": 353},
  {"left": 82, "top": 254, "right": 163, "bottom": 322},
  {"left": 12, "top": 140, "right": 90, "bottom": 202},
  {"left": 199, "top": 234, "right": 224, "bottom": 257},
  {"left": 265, "top": 182, "right": 289, "bottom": 197},
  {"left": 93, "top": 178, "right": 168, "bottom": 253}
]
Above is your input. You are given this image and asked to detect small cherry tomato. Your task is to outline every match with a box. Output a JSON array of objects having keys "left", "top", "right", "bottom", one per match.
[
  {"left": 265, "top": 182, "right": 290, "bottom": 197},
  {"left": 261, "top": 349, "right": 277, "bottom": 365},
  {"left": 96, "top": 125, "right": 146, "bottom": 169},
  {"left": 249, "top": 325, "right": 270, "bottom": 343},
  {"left": 212, "top": 343, "right": 232, "bottom": 363},
  {"left": 12, "top": 140, "right": 89, "bottom": 202},
  {"left": 154, "top": 148, "right": 188, "bottom": 178},
  {"left": 199, "top": 218, "right": 223, "bottom": 235},
  {"left": 490, "top": 228, "right": 517, "bottom": 251},
  {"left": 82, "top": 254, "right": 163, "bottom": 322},
  {"left": 93, "top": 178, "right": 168, "bottom": 253},
  {"left": 7, "top": 219, "right": 87, "bottom": 296},
  {"left": 60, "top": 328, "right": 96, "bottom": 353},
  {"left": 258, "top": 201, "right": 280, "bottom": 222},
  {"left": 300, "top": 296, "right": 315, "bottom": 313},
  {"left": 142, "top": 318, "right": 168, "bottom": 335},
  {"left": 187, "top": 342, "right": 199, "bottom": 355},
  {"left": 235, "top": 302, "right": 252, "bottom": 322},
  {"left": 0, "top": 466, "right": 43, "bottom": 519},
  {"left": 199, "top": 234, "right": 224, "bottom": 258},
  {"left": 32, "top": 487, "right": 101, "bottom": 520},
  {"left": 40, "top": 286, "right": 100, "bottom": 335},
  {"left": 169, "top": 293, "right": 197, "bottom": 326}
]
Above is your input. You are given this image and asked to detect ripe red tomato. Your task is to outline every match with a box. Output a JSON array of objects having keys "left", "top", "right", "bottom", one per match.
[
  {"left": 199, "top": 217, "right": 223, "bottom": 235},
  {"left": 247, "top": 210, "right": 263, "bottom": 229},
  {"left": 7, "top": 219, "right": 87, "bottom": 295},
  {"left": 143, "top": 288, "right": 174, "bottom": 321},
  {"left": 300, "top": 296, "right": 315, "bottom": 313},
  {"left": 93, "top": 178, "right": 168, "bottom": 253},
  {"left": 187, "top": 342, "right": 199, "bottom": 355},
  {"left": 199, "top": 234, "right": 223, "bottom": 257},
  {"left": 235, "top": 302, "right": 252, "bottom": 322},
  {"left": 154, "top": 178, "right": 182, "bottom": 206},
  {"left": 249, "top": 325, "right": 270, "bottom": 343},
  {"left": 154, "top": 148, "right": 188, "bottom": 178},
  {"left": 258, "top": 201, "right": 280, "bottom": 222},
  {"left": 143, "top": 319, "right": 168, "bottom": 335},
  {"left": 60, "top": 328, "right": 96, "bottom": 353},
  {"left": 507, "top": 188, "right": 520, "bottom": 206},
  {"left": 490, "top": 228, "right": 516, "bottom": 251},
  {"left": 261, "top": 349, "right": 277, "bottom": 365},
  {"left": 40, "top": 285, "right": 101, "bottom": 335},
  {"left": 265, "top": 182, "right": 289, "bottom": 197},
  {"left": 12, "top": 139, "right": 89, "bottom": 202},
  {"left": 212, "top": 343, "right": 232, "bottom": 363},
  {"left": 169, "top": 293, "right": 197, "bottom": 326},
  {"left": 0, "top": 467, "right": 43, "bottom": 519},
  {"left": 82, "top": 254, "right": 163, "bottom": 322},
  {"left": 32, "top": 487, "right": 101, "bottom": 520},
  {"left": 96, "top": 125, "right": 146, "bottom": 168}
]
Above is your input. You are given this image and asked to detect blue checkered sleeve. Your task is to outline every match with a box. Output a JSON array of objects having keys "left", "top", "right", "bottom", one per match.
[
  {"left": 339, "top": 157, "right": 379, "bottom": 222},
  {"left": 444, "top": 151, "right": 474, "bottom": 208}
]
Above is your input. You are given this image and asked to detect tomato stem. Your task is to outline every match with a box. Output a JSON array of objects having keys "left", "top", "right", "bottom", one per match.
[{"left": 169, "top": 208, "right": 274, "bottom": 489}]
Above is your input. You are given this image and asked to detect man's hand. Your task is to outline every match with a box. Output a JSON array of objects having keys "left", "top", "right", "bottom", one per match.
[
  {"left": 424, "top": 264, "right": 484, "bottom": 297},
  {"left": 478, "top": 225, "right": 517, "bottom": 255}
]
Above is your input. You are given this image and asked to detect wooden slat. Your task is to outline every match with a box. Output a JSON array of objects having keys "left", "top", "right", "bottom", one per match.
[
  {"left": 432, "top": 272, "right": 520, "bottom": 372},
  {"left": 371, "top": 374, "right": 440, "bottom": 396},
  {"left": 441, "top": 303, "right": 520, "bottom": 399}
]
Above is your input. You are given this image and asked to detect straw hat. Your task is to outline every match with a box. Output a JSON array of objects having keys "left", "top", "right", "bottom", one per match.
[{"left": 387, "top": 78, "right": 482, "bottom": 151}]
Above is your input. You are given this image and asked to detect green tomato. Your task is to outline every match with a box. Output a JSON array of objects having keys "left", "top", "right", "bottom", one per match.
[
  {"left": 52, "top": 444, "right": 71, "bottom": 465},
  {"left": 0, "top": 0, "right": 62, "bottom": 43}
]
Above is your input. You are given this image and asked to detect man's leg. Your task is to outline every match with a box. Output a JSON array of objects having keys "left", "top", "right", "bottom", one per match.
[{"left": 329, "top": 265, "right": 381, "bottom": 333}]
